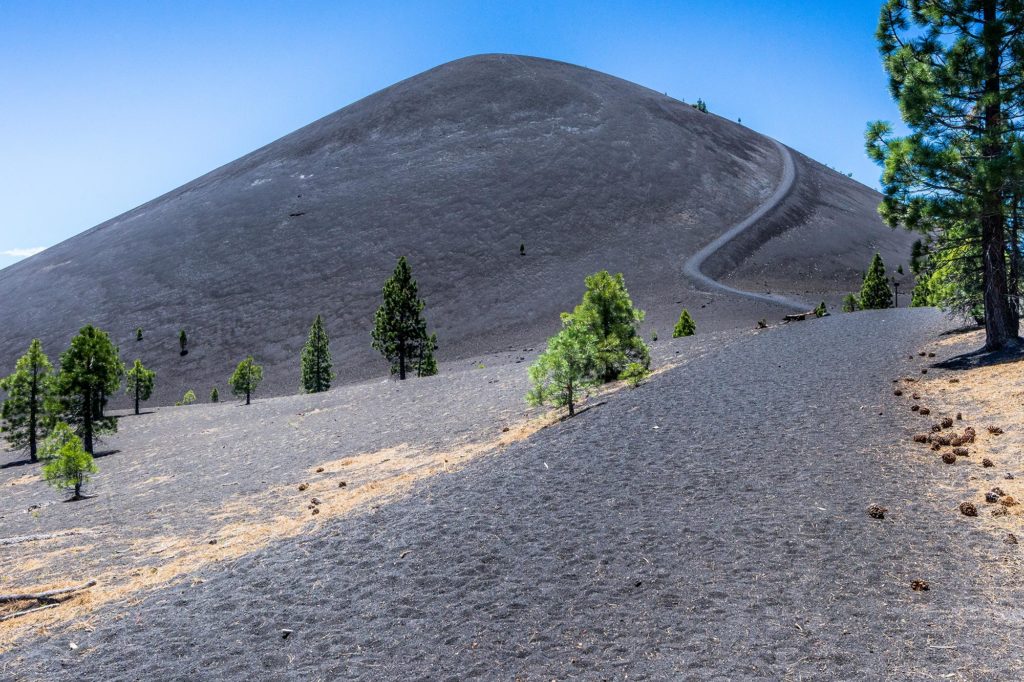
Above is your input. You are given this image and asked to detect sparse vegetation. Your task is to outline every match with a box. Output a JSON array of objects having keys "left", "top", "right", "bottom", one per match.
[
  {"left": 570, "top": 271, "right": 648, "bottom": 382},
  {"left": 842, "top": 294, "right": 860, "bottom": 313},
  {"left": 124, "top": 359, "right": 156, "bottom": 415},
  {"left": 371, "top": 256, "right": 437, "bottom": 380},
  {"left": 0, "top": 339, "right": 54, "bottom": 461},
  {"left": 301, "top": 314, "right": 334, "bottom": 393},
  {"left": 176, "top": 389, "right": 196, "bottom": 406},
  {"left": 621, "top": 362, "right": 649, "bottom": 388},
  {"left": 693, "top": 98, "right": 708, "bottom": 113},
  {"left": 673, "top": 309, "right": 696, "bottom": 337},
  {"left": 40, "top": 422, "right": 97, "bottom": 500},
  {"left": 53, "top": 325, "right": 123, "bottom": 454},
  {"left": 526, "top": 318, "right": 599, "bottom": 417},
  {"left": 814, "top": 301, "right": 828, "bottom": 318},
  {"left": 230, "top": 356, "right": 263, "bottom": 405}
]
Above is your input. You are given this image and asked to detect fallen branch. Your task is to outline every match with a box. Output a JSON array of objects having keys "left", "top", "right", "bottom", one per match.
[
  {"left": 0, "top": 579, "right": 97, "bottom": 604},
  {"left": 0, "top": 603, "right": 59, "bottom": 622},
  {"left": 0, "top": 529, "right": 89, "bottom": 547}
]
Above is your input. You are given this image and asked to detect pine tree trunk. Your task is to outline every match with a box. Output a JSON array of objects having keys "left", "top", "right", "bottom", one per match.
[
  {"left": 246, "top": 389, "right": 251, "bottom": 406},
  {"left": 83, "top": 389, "right": 94, "bottom": 455},
  {"left": 28, "top": 371, "right": 37, "bottom": 462},
  {"left": 981, "top": 0, "right": 1017, "bottom": 350},
  {"left": 134, "top": 385, "right": 140, "bottom": 415},
  {"left": 398, "top": 340, "right": 406, "bottom": 380},
  {"left": 74, "top": 477, "right": 82, "bottom": 500},
  {"left": 567, "top": 382, "right": 575, "bottom": 417}
]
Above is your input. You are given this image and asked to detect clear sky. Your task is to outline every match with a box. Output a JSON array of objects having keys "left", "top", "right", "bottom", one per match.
[{"left": 0, "top": 0, "right": 902, "bottom": 269}]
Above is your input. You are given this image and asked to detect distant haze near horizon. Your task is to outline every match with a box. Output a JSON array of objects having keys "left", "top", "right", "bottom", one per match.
[{"left": 0, "top": 0, "right": 902, "bottom": 269}]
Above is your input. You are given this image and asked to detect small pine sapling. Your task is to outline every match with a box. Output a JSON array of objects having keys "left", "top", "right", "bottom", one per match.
[
  {"left": 210, "top": 387, "right": 219, "bottom": 403},
  {"left": 842, "top": 293, "right": 860, "bottom": 313},
  {"left": 620, "top": 362, "right": 649, "bottom": 388},
  {"left": 179, "top": 329, "right": 188, "bottom": 356},
  {"left": 40, "top": 422, "right": 97, "bottom": 501},
  {"left": 673, "top": 309, "right": 696, "bottom": 337},
  {"left": 136, "top": 327, "right": 143, "bottom": 341}
]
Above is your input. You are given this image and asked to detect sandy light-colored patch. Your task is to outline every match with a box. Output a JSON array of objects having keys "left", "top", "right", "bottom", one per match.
[{"left": 898, "top": 334, "right": 1024, "bottom": 536}]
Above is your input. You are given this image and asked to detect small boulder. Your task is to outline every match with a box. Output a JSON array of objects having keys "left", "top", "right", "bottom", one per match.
[
  {"left": 913, "top": 434, "right": 929, "bottom": 443},
  {"left": 1006, "top": 533, "right": 1019, "bottom": 545},
  {"left": 956, "top": 412, "right": 962, "bottom": 420},
  {"left": 1000, "top": 496, "right": 1018, "bottom": 507},
  {"left": 953, "top": 447, "right": 969, "bottom": 457},
  {"left": 919, "top": 407, "right": 931, "bottom": 415},
  {"left": 982, "top": 458, "right": 994, "bottom": 468},
  {"left": 315, "top": 467, "right": 324, "bottom": 473},
  {"left": 867, "top": 504, "right": 887, "bottom": 519},
  {"left": 911, "top": 405, "right": 920, "bottom": 412},
  {"left": 910, "top": 579, "right": 930, "bottom": 592},
  {"left": 298, "top": 483, "right": 309, "bottom": 492},
  {"left": 338, "top": 481, "right": 347, "bottom": 488},
  {"left": 921, "top": 369, "right": 928, "bottom": 374},
  {"left": 912, "top": 392, "right": 921, "bottom": 400},
  {"left": 985, "top": 491, "right": 1001, "bottom": 504},
  {"left": 894, "top": 389, "right": 904, "bottom": 396},
  {"left": 993, "top": 506, "right": 1010, "bottom": 517},
  {"left": 928, "top": 352, "right": 936, "bottom": 358},
  {"left": 941, "top": 452, "right": 957, "bottom": 465},
  {"left": 988, "top": 425, "right": 1004, "bottom": 435},
  {"left": 941, "top": 417, "right": 954, "bottom": 429}
]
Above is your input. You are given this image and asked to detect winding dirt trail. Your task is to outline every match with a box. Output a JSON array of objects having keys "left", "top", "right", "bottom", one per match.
[{"left": 682, "top": 139, "right": 807, "bottom": 311}]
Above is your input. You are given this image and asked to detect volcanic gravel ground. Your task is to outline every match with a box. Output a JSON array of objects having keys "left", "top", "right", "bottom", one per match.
[{"left": 4, "top": 309, "right": 1022, "bottom": 680}]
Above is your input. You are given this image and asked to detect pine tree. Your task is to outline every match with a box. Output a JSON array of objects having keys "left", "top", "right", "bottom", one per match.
[
  {"left": 40, "top": 422, "right": 97, "bottom": 500},
  {"left": 673, "top": 309, "right": 696, "bottom": 337},
  {"left": 371, "top": 256, "right": 435, "bottom": 380},
  {"left": 136, "top": 327, "right": 143, "bottom": 341},
  {"left": 867, "top": 1, "right": 1023, "bottom": 349},
  {"left": 124, "top": 359, "right": 155, "bottom": 416},
  {"left": 416, "top": 333, "right": 438, "bottom": 378},
  {"left": 210, "top": 387, "right": 219, "bottom": 403},
  {"left": 526, "top": 317, "right": 599, "bottom": 417},
  {"left": 570, "top": 271, "right": 649, "bottom": 382},
  {"left": 0, "top": 339, "right": 54, "bottom": 461},
  {"left": 230, "top": 356, "right": 263, "bottom": 405},
  {"left": 300, "top": 314, "right": 334, "bottom": 393},
  {"left": 54, "top": 325, "right": 123, "bottom": 454},
  {"left": 859, "top": 253, "right": 893, "bottom": 310},
  {"left": 179, "top": 329, "right": 188, "bottom": 356}
]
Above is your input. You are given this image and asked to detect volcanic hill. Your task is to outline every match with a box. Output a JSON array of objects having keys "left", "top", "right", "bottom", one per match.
[{"left": 0, "top": 54, "right": 914, "bottom": 403}]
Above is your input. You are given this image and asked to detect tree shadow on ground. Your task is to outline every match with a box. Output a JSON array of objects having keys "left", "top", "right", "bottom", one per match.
[
  {"left": 939, "top": 324, "right": 983, "bottom": 337},
  {"left": 934, "top": 344, "right": 1024, "bottom": 371},
  {"left": 92, "top": 449, "right": 121, "bottom": 459},
  {"left": 1, "top": 458, "right": 36, "bottom": 470}
]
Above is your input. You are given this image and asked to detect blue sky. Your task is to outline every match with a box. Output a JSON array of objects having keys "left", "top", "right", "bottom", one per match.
[{"left": 0, "top": 1, "right": 901, "bottom": 269}]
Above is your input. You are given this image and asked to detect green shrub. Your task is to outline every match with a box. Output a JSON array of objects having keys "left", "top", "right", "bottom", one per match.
[
  {"left": 620, "top": 362, "right": 649, "bottom": 388},
  {"left": 842, "top": 294, "right": 860, "bottom": 313}
]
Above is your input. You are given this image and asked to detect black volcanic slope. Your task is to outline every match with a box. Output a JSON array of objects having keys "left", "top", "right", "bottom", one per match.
[{"left": 0, "top": 54, "right": 914, "bottom": 403}]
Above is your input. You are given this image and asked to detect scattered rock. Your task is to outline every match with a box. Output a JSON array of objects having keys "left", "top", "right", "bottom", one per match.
[
  {"left": 311, "top": 497, "right": 321, "bottom": 505},
  {"left": 956, "top": 412, "right": 962, "bottom": 420},
  {"left": 993, "top": 506, "right": 1009, "bottom": 517},
  {"left": 867, "top": 504, "right": 887, "bottom": 519},
  {"left": 991, "top": 487, "right": 1005, "bottom": 497},
  {"left": 931, "top": 443, "right": 942, "bottom": 451},
  {"left": 1006, "top": 533, "right": 1019, "bottom": 545},
  {"left": 941, "top": 417, "right": 953, "bottom": 429},
  {"left": 501, "top": 426, "right": 510, "bottom": 432},
  {"left": 1005, "top": 473, "right": 1015, "bottom": 480},
  {"left": 919, "top": 407, "right": 931, "bottom": 415},
  {"left": 921, "top": 369, "right": 928, "bottom": 374},
  {"left": 311, "top": 507, "right": 320, "bottom": 515},
  {"left": 904, "top": 377, "right": 917, "bottom": 383},
  {"left": 959, "top": 501, "right": 978, "bottom": 517},
  {"left": 931, "top": 425, "right": 943, "bottom": 434},
  {"left": 315, "top": 467, "right": 324, "bottom": 473},
  {"left": 928, "top": 352, "right": 936, "bottom": 358},
  {"left": 949, "top": 378, "right": 960, "bottom": 383},
  {"left": 953, "top": 447, "right": 969, "bottom": 457},
  {"left": 988, "top": 425, "right": 1004, "bottom": 435},
  {"left": 913, "top": 434, "right": 929, "bottom": 443},
  {"left": 934, "top": 433, "right": 952, "bottom": 445},
  {"left": 985, "top": 491, "right": 1001, "bottom": 503},
  {"left": 941, "top": 452, "right": 957, "bottom": 465},
  {"left": 1000, "top": 496, "right": 1018, "bottom": 507},
  {"left": 964, "top": 427, "right": 977, "bottom": 443},
  {"left": 918, "top": 351, "right": 926, "bottom": 357},
  {"left": 281, "top": 629, "right": 293, "bottom": 639},
  {"left": 208, "top": 538, "right": 218, "bottom": 545},
  {"left": 950, "top": 435, "right": 964, "bottom": 447},
  {"left": 982, "top": 458, "right": 994, "bottom": 468},
  {"left": 911, "top": 405, "right": 920, "bottom": 412},
  {"left": 298, "top": 483, "right": 309, "bottom": 492},
  {"left": 894, "top": 389, "right": 904, "bottom": 396},
  {"left": 912, "top": 392, "right": 921, "bottom": 400},
  {"left": 338, "top": 481, "right": 347, "bottom": 488},
  {"left": 910, "top": 579, "right": 930, "bottom": 592}
]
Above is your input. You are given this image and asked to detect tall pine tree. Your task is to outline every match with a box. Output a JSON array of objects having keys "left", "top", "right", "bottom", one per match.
[
  {"left": 371, "top": 256, "right": 436, "bottom": 380},
  {"left": 867, "top": 0, "right": 1024, "bottom": 349},
  {"left": 0, "top": 339, "right": 54, "bottom": 462},
  {"left": 124, "top": 359, "right": 156, "bottom": 415},
  {"left": 301, "top": 314, "right": 334, "bottom": 393},
  {"left": 55, "top": 325, "right": 123, "bottom": 454},
  {"left": 860, "top": 253, "right": 893, "bottom": 310}
]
